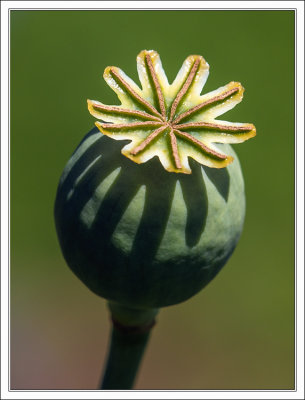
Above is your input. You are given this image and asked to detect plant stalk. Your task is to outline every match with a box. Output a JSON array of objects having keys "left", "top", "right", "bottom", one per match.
[{"left": 100, "top": 302, "right": 158, "bottom": 390}]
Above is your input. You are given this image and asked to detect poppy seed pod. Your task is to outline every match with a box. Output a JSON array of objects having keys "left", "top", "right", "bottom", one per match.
[
  {"left": 54, "top": 50, "right": 255, "bottom": 389},
  {"left": 55, "top": 131, "right": 246, "bottom": 309}
]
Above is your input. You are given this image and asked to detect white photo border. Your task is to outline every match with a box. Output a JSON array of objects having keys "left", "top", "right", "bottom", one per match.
[{"left": 1, "top": 1, "right": 304, "bottom": 399}]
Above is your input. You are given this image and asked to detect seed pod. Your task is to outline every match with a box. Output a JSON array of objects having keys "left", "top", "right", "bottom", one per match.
[
  {"left": 54, "top": 50, "right": 256, "bottom": 389},
  {"left": 55, "top": 129, "right": 246, "bottom": 309}
]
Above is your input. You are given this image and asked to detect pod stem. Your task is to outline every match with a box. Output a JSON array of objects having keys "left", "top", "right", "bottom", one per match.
[{"left": 100, "top": 302, "right": 159, "bottom": 390}]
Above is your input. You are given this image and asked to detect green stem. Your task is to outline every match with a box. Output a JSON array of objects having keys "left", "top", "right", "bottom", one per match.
[
  {"left": 101, "top": 324, "right": 151, "bottom": 389},
  {"left": 100, "top": 302, "right": 159, "bottom": 390}
]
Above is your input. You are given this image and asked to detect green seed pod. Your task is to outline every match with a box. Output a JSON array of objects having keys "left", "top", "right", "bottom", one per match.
[
  {"left": 54, "top": 50, "right": 256, "bottom": 389},
  {"left": 55, "top": 130, "right": 245, "bottom": 309}
]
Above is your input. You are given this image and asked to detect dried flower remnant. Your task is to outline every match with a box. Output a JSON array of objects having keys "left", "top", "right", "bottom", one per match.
[{"left": 88, "top": 50, "right": 256, "bottom": 174}]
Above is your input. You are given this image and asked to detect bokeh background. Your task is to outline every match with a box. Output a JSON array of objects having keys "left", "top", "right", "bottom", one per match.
[{"left": 10, "top": 10, "right": 295, "bottom": 390}]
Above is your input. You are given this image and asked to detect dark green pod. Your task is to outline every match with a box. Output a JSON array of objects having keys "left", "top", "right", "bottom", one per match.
[{"left": 54, "top": 128, "right": 245, "bottom": 310}]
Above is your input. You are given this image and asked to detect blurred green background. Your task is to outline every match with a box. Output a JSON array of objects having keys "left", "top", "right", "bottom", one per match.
[{"left": 10, "top": 10, "right": 294, "bottom": 390}]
